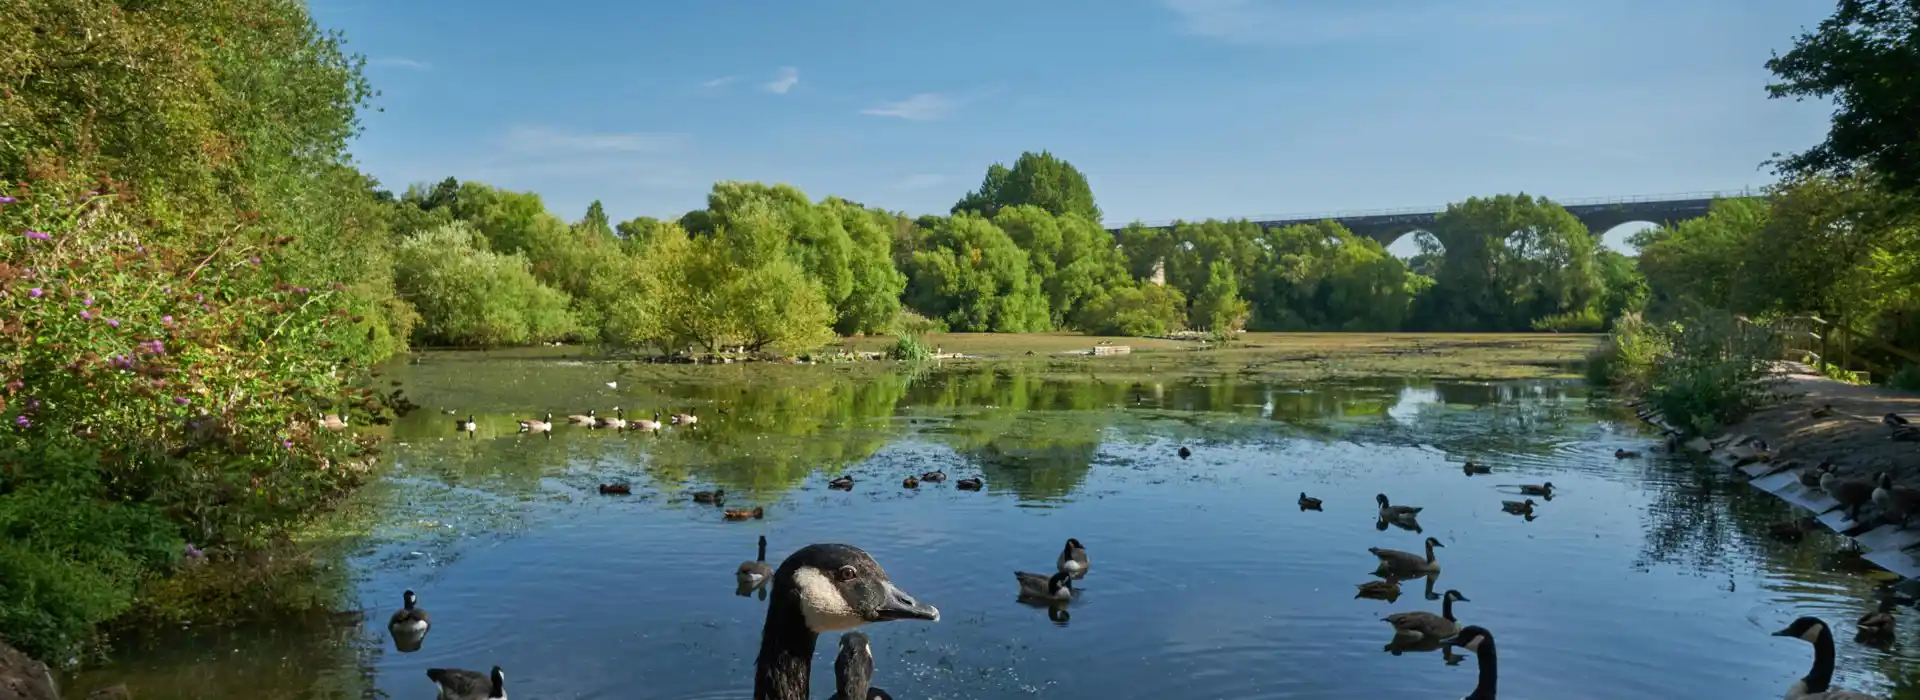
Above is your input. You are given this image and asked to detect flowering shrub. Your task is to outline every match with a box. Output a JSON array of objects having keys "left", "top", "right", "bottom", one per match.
[{"left": 0, "top": 177, "right": 388, "bottom": 656}]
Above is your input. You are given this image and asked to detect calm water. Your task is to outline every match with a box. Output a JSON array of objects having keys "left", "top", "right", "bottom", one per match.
[{"left": 68, "top": 354, "right": 1920, "bottom": 699}]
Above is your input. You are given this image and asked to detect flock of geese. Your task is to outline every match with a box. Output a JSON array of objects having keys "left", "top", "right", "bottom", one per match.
[{"left": 372, "top": 411, "right": 1901, "bottom": 699}]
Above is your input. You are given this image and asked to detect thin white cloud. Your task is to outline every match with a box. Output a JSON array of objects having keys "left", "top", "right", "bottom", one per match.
[
  {"left": 501, "top": 126, "right": 687, "bottom": 155},
  {"left": 896, "top": 174, "right": 948, "bottom": 190},
  {"left": 1159, "top": 0, "right": 1560, "bottom": 45},
  {"left": 702, "top": 75, "right": 739, "bottom": 89},
  {"left": 370, "top": 57, "right": 433, "bottom": 71},
  {"left": 860, "top": 93, "right": 953, "bottom": 121},
  {"left": 762, "top": 67, "right": 800, "bottom": 95}
]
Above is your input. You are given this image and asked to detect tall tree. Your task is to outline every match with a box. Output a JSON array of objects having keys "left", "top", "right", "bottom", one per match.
[
  {"left": 953, "top": 151, "right": 1101, "bottom": 221},
  {"left": 1766, "top": 0, "right": 1920, "bottom": 193},
  {"left": 577, "top": 200, "right": 613, "bottom": 238}
]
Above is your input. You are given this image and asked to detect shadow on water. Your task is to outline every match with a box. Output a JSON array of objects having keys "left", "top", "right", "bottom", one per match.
[{"left": 62, "top": 360, "right": 1920, "bottom": 698}]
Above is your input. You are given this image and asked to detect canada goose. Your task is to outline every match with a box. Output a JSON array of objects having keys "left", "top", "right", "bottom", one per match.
[
  {"left": 1812, "top": 404, "right": 1836, "bottom": 419},
  {"left": 630, "top": 412, "right": 665, "bottom": 432},
  {"left": 830, "top": 632, "right": 893, "bottom": 700},
  {"left": 1015, "top": 571, "right": 1074, "bottom": 601},
  {"left": 672, "top": 411, "right": 699, "bottom": 426},
  {"left": 517, "top": 413, "right": 553, "bottom": 433},
  {"left": 1873, "top": 472, "right": 1920, "bottom": 529},
  {"left": 1463, "top": 460, "right": 1491, "bottom": 475},
  {"left": 1821, "top": 469, "right": 1876, "bottom": 522},
  {"left": 829, "top": 475, "right": 855, "bottom": 490},
  {"left": 455, "top": 415, "right": 478, "bottom": 434},
  {"left": 955, "top": 477, "right": 982, "bottom": 491},
  {"left": 1384, "top": 589, "right": 1470, "bottom": 642},
  {"left": 920, "top": 470, "right": 946, "bottom": 483},
  {"left": 1355, "top": 579, "right": 1401, "bottom": 602},
  {"left": 1376, "top": 494, "right": 1422, "bottom": 521},
  {"left": 1887, "top": 413, "right": 1910, "bottom": 427},
  {"left": 1501, "top": 499, "right": 1535, "bottom": 516},
  {"left": 738, "top": 535, "right": 773, "bottom": 587},
  {"left": 1800, "top": 461, "right": 1833, "bottom": 488},
  {"left": 1298, "top": 492, "right": 1323, "bottom": 511},
  {"left": 725, "top": 506, "right": 767, "bottom": 521},
  {"left": 1438, "top": 626, "right": 1499, "bottom": 700},
  {"left": 318, "top": 413, "right": 349, "bottom": 431},
  {"left": 1177, "top": 446, "right": 1192, "bottom": 459},
  {"left": 1370, "top": 537, "right": 1444, "bottom": 576},
  {"left": 598, "top": 483, "right": 632, "bottom": 495},
  {"left": 1857, "top": 599, "right": 1898, "bottom": 639},
  {"left": 752, "top": 544, "right": 938, "bottom": 700},
  {"left": 1772, "top": 616, "right": 1884, "bottom": 699},
  {"left": 1615, "top": 448, "right": 1641, "bottom": 459},
  {"left": 567, "top": 409, "right": 597, "bottom": 425},
  {"left": 901, "top": 476, "right": 918, "bottom": 489},
  {"left": 1770, "top": 517, "right": 1816, "bottom": 543},
  {"left": 1518, "top": 482, "right": 1555, "bottom": 497},
  {"left": 1895, "top": 425, "right": 1920, "bottom": 442},
  {"left": 595, "top": 407, "right": 628, "bottom": 430},
  {"left": 425, "top": 666, "right": 506, "bottom": 700},
  {"left": 388, "top": 589, "right": 430, "bottom": 634},
  {"left": 693, "top": 489, "right": 726, "bottom": 505},
  {"left": 1057, "top": 538, "right": 1089, "bottom": 576}
]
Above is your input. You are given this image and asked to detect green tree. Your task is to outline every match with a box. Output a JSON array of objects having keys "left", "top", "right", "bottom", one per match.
[
  {"left": 577, "top": 200, "right": 613, "bottom": 238},
  {"left": 394, "top": 223, "right": 578, "bottom": 346},
  {"left": 1735, "top": 174, "right": 1917, "bottom": 333},
  {"left": 1766, "top": 0, "right": 1920, "bottom": 194},
  {"left": 953, "top": 151, "right": 1101, "bottom": 221},
  {"left": 1077, "top": 284, "right": 1188, "bottom": 336},
  {"left": 822, "top": 199, "right": 909, "bottom": 335},
  {"left": 1190, "top": 261, "right": 1251, "bottom": 331},
  {"left": 1415, "top": 194, "right": 1602, "bottom": 331},
  {"left": 904, "top": 214, "right": 1051, "bottom": 332},
  {"left": 1632, "top": 197, "right": 1769, "bottom": 314}
]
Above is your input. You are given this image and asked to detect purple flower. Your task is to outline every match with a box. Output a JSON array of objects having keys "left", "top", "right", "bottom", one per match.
[
  {"left": 4, "top": 380, "right": 20, "bottom": 391},
  {"left": 25, "top": 230, "right": 49, "bottom": 241},
  {"left": 109, "top": 354, "right": 134, "bottom": 370},
  {"left": 26, "top": 399, "right": 39, "bottom": 410},
  {"left": 107, "top": 318, "right": 119, "bottom": 328},
  {"left": 295, "top": 286, "right": 309, "bottom": 294},
  {"left": 161, "top": 315, "right": 175, "bottom": 326},
  {"left": 79, "top": 310, "right": 93, "bottom": 320},
  {"left": 183, "top": 543, "right": 204, "bottom": 560},
  {"left": 139, "top": 340, "right": 165, "bottom": 354},
  {"left": 27, "top": 288, "right": 41, "bottom": 299},
  {"left": 0, "top": 196, "right": 15, "bottom": 204},
  {"left": 12, "top": 416, "right": 27, "bottom": 428},
  {"left": 282, "top": 440, "right": 293, "bottom": 448},
  {"left": 194, "top": 294, "right": 204, "bottom": 302},
  {"left": 248, "top": 257, "right": 261, "bottom": 265},
  {"left": 173, "top": 396, "right": 190, "bottom": 406},
  {"left": 83, "top": 297, "right": 93, "bottom": 306},
  {"left": 136, "top": 246, "right": 145, "bottom": 254}
]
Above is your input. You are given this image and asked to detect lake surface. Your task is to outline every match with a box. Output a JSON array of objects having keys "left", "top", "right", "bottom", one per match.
[{"left": 68, "top": 354, "right": 1920, "bottom": 699}]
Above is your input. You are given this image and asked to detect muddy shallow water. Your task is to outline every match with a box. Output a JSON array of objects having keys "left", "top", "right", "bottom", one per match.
[{"left": 68, "top": 359, "right": 1920, "bottom": 699}]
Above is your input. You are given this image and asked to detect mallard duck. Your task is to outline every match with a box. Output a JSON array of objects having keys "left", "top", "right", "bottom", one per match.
[
  {"left": 595, "top": 407, "right": 628, "bottom": 430},
  {"left": 1057, "top": 538, "right": 1089, "bottom": 576},
  {"left": 830, "top": 632, "right": 893, "bottom": 700},
  {"left": 388, "top": 589, "right": 430, "bottom": 635},
  {"left": 1895, "top": 425, "right": 1920, "bottom": 442},
  {"left": 598, "top": 483, "right": 632, "bottom": 495},
  {"left": 737, "top": 535, "right": 773, "bottom": 587},
  {"left": 1354, "top": 579, "right": 1401, "bottom": 601},
  {"left": 1769, "top": 517, "right": 1815, "bottom": 542},
  {"left": 1015, "top": 571, "right": 1074, "bottom": 601},
  {"left": 1615, "top": 448, "right": 1641, "bottom": 459},
  {"left": 692, "top": 489, "right": 725, "bottom": 505},
  {"left": 1501, "top": 499, "right": 1535, "bottom": 516},
  {"left": 920, "top": 470, "right": 946, "bottom": 483},
  {"left": 517, "top": 413, "right": 553, "bottom": 433},
  {"left": 955, "top": 477, "right": 982, "bottom": 491},
  {"left": 1462, "top": 460, "right": 1491, "bottom": 475},
  {"left": 1439, "top": 627, "right": 1500, "bottom": 700},
  {"left": 1812, "top": 404, "right": 1836, "bottom": 419},
  {"left": 1370, "top": 537, "right": 1444, "bottom": 576},
  {"left": 1384, "top": 589, "right": 1470, "bottom": 642},
  {"left": 751, "top": 544, "right": 938, "bottom": 700},
  {"left": 1800, "top": 461, "right": 1833, "bottom": 488},
  {"left": 1376, "top": 494, "right": 1422, "bottom": 521},
  {"left": 829, "top": 475, "right": 855, "bottom": 490},
  {"left": 425, "top": 666, "right": 506, "bottom": 700},
  {"left": 901, "top": 475, "right": 918, "bottom": 489},
  {"left": 1772, "top": 616, "right": 1883, "bottom": 699},
  {"left": 1858, "top": 599, "right": 1898, "bottom": 638},
  {"left": 1518, "top": 482, "right": 1555, "bottom": 497},
  {"left": 566, "top": 409, "right": 597, "bottom": 425},
  {"left": 1886, "top": 413, "right": 1910, "bottom": 427},
  {"left": 723, "top": 506, "right": 766, "bottom": 521},
  {"left": 1298, "top": 492, "right": 1323, "bottom": 511},
  {"left": 1177, "top": 446, "right": 1192, "bottom": 459}
]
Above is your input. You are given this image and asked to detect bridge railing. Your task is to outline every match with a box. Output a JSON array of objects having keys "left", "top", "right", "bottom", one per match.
[{"left": 1116, "top": 188, "right": 1763, "bottom": 229}]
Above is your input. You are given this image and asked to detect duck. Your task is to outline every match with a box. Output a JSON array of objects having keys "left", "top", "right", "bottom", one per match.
[
  {"left": 1370, "top": 537, "right": 1444, "bottom": 576},
  {"left": 317, "top": 413, "right": 349, "bottom": 431},
  {"left": 425, "top": 666, "right": 506, "bottom": 700},
  {"left": 1812, "top": 404, "right": 1836, "bottom": 419},
  {"left": 1873, "top": 472, "right": 1920, "bottom": 529},
  {"left": 517, "top": 413, "right": 553, "bottom": 433},
  {"left": 1501, "top": 499, "right": 1535, "bottom": 516},
  {"left": 1384, "top": 589, "right": 1470, "bottom": 642},
  {"left": 1895, "top": 425, "right": 1920, "bottom": 442},
  {"left": 566, "top": 409, "right": 597, "bottom": 425},
  {"left": 629, "top": 412, "right": 665, "bottom": 432},
  {"left": 1857, "top": 599, "right": 1898, "bottom": 639},
  {"left": 1518, "top": 482, "right": 1556, "bottom": 497},
  {"left": 672, "top": 411, "right": 699, "bottom": 426},
  {"left": 595, "top": 407, "right": 628, "bottom": 430},
  {"left": 388, "top": 589, "right": 430, "bottom": 635},
  {"left": 1821, "top": 469, "right": 1876, "bottom": 523},
  {"left": 1298, "top": 492, "right": 1323, "bottom": 511},
  {"left": 1769, "top": 517, "right": 1815, "bottom": 543},
  {"left": 751, "top": 544, "right": 939, "bottom": 700},
  {"left": 1439, "top": 626, "right": 1499, "bottom": 700},
  {"left": 1886, "top": 413, "right": 1910, "bottom": 427},
  {"left": 1772, "top": 616, "right": 1884, "bottom": 699},
  {"left": 829, "top": 632, "right": 893, "bottom": 700},
  {"left": 1057, "top": 538, "right": 1089, "bottom": 576},
  {"left": 1354, "top": 579, "right": 1401, "bottom": 602},
  {"left": 1800, "top": 461, "right": 1833, "bottom": 488},
  {"left": 737, "top": 535, "right": 773, "bottom": 587},
  {"left": 725, "top": 506, "right": 767, "bottom": 521},
  {"left": 1615, "top": 448, "right": 1641, "bottom": 459},
  {"left": 955, "top": 477, "right": 982, "bottom": 491},
  {"left": 829, "top": 475, "right": 855, "bottom": 490},
  {"left": 919, "top": 470, "right": 946, "bottom": 483},
  {"left": 1462, "top": 460, "right": 1492, "bottom": 475},
  {"left": 598, "top": 483, "right": 632, "bottom": 495},
  {"left": 455, "top": 415, "right": 478, "bottom": 434},
  {"left": 1376, "top": 494, "right": 1422, "bottom": 521},
  {"left": 1015, "top": 571, "right": 1074, "bottom": 601},
  {"left": 901, "top": 475, "right": 919, "bottom": 489},
  {"left": 693, "top": 489, "right": 726, "bottom": 505},
  {"left": 1177, "top": 446, "right": 1192, "bottom": 459}
]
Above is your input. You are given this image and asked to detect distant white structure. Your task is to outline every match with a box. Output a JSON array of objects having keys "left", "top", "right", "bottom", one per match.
[{"left": 1149, "top": 259, "right": 1166, "bottom": 286}]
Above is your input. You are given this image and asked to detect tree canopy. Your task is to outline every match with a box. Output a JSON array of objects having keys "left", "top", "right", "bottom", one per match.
[{"left": 1767, "top": 0, "right": 1920, "bottom": 194}]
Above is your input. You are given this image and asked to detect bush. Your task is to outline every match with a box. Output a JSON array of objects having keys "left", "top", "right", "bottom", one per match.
[
  {"left": 1077, "top": 285, "right": 1187, "bottom": 337},
  {"left": 887, "top": 334, "right": 934, "bottom": 362},
  {"left": 0, "top": 179, "right": 386, "bottom": 658},
  {"left": 1645, "top": 312, "right": 1783, "bottom": 435},
  {"left": 1585, "top": 312, "right": 1668, "bottom": 389},
  {"left": 1532, "top": 307, "right": 1606, "bottom": 333},
  {"left": 394, "top": 223, "right": 578, "bottom": 346},
  {"left": 1889, "top": 363, "right": 1920, "bottom": 392}
]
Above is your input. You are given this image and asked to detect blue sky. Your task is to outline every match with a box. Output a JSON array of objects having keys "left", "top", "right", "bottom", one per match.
[{"left": 312, "top": 0, "right": 1835, "bottom": 253}]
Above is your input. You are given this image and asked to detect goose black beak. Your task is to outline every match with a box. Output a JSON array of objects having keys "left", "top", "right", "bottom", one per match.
[
  {"left": 875, "top": 581, "right": 940, "bottom": 622},
  {"left": 1771, "top": 627, "right": 1793, "bottom": 637},
  {"left": 1439, "top": 634, "right": 1461, "bottom": 646}
]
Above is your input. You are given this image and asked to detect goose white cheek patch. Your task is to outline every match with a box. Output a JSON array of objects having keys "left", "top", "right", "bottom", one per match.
[
  {"left": 794, "top": 567, "right": 865, "bottom": 632},
  {"left": 1464, "top": 636, "right": 1486, "bottom": 653},
  {"left": 1801, "top": 624, "right": 1825, "bottom": 643}
]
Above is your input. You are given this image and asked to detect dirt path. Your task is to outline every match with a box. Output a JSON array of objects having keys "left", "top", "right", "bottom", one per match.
[{"left": 1731, "top": 363, "right": 1920, "bottom": 481}]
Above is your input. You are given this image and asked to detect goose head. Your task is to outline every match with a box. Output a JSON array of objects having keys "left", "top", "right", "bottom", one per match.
[
  {"left": 1376, "top": 494, "right": 1391, "bottom": 507},
  {"left": 773, "top": 544, "right": 940, "bottom": 634},
  {"left": 1064, "top": 538, "right": 1084, "bottom": 552},
  {"left": 1048, "top": 571, "right": 1074, "bottom": 596},
  {"left": 1443, "top": 589, "right": 1469, "bottom": 604},
  {"left": 403, "top": 589, "right": 418, "bottom": 610},
  {"left": 1440, "top": 625, "right": 1493, "bottom": 653},
  {"left": 1424, "top": 536, "right": 1446, "bottom": 550},
  {"left": 1773, "top": 615, "right": 1830, "bottom": 644}
]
